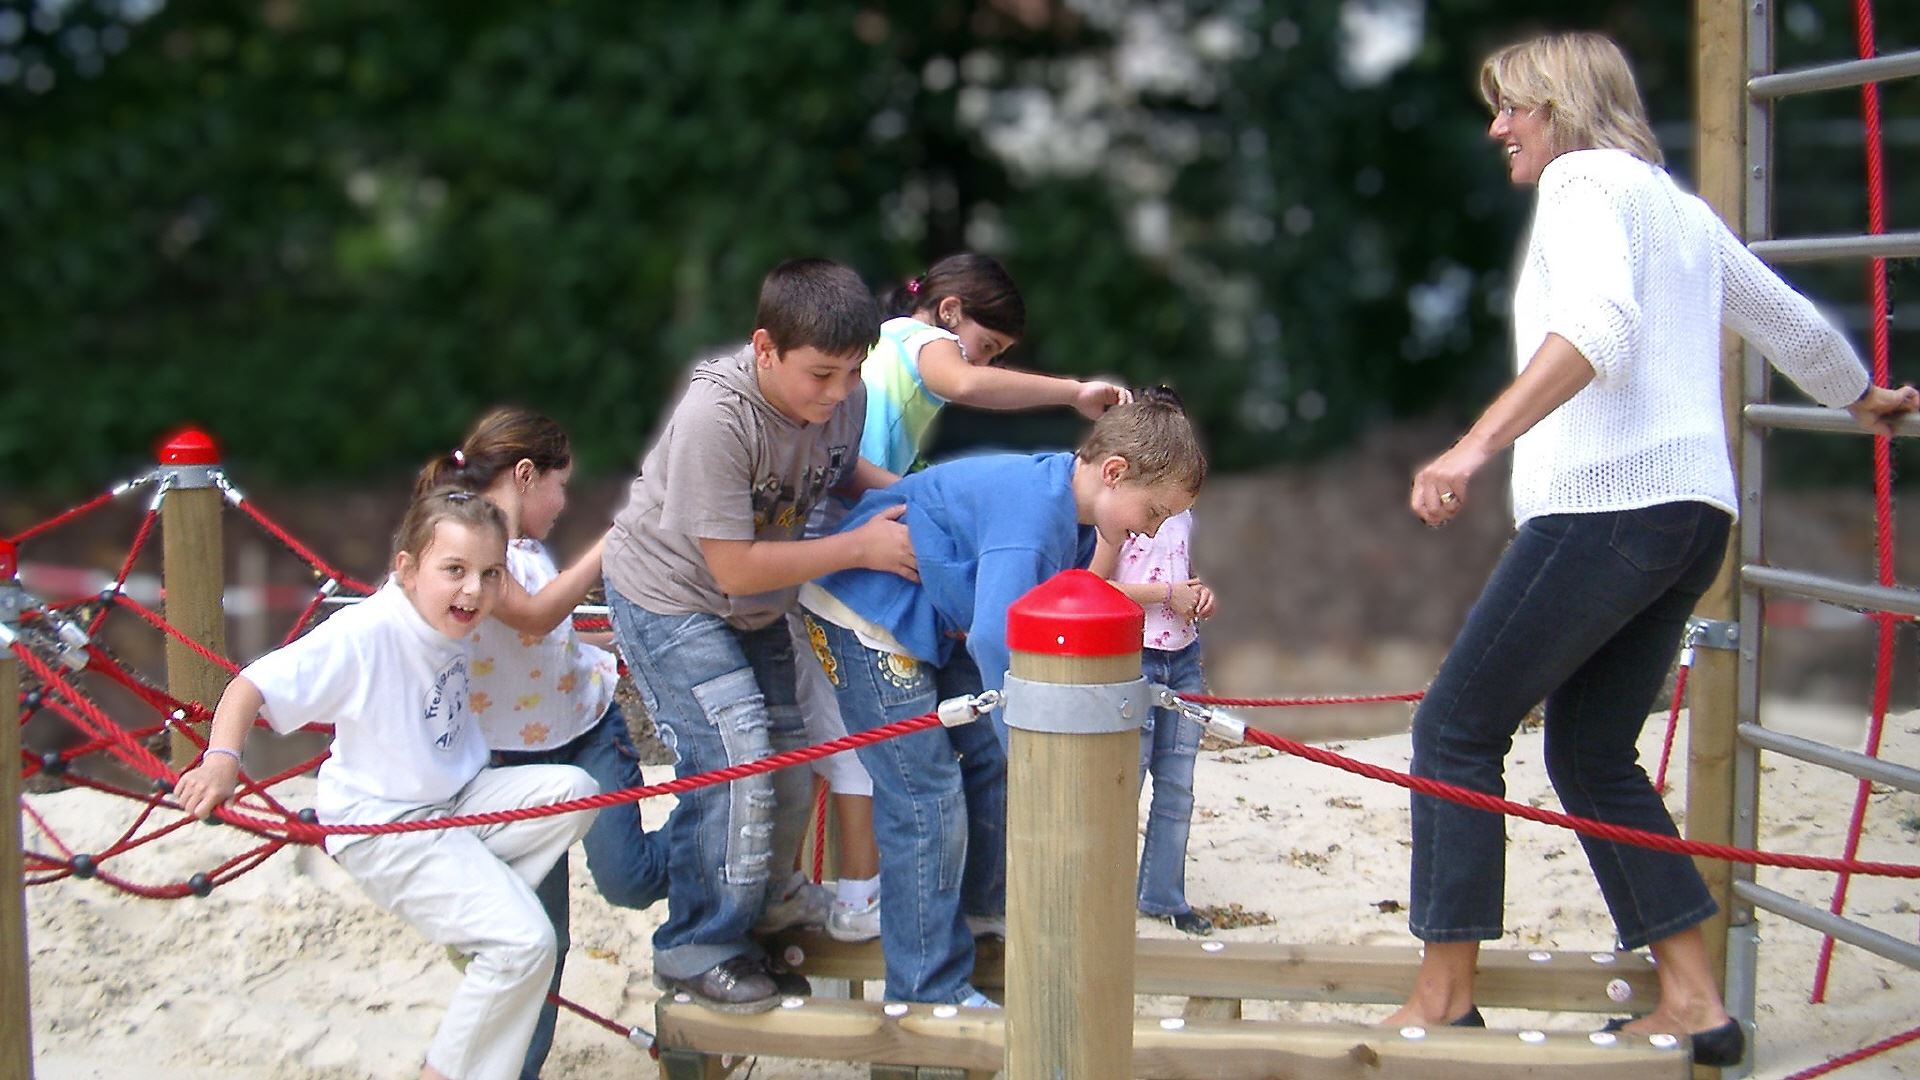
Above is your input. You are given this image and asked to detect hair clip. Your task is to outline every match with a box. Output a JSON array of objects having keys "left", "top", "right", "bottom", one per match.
[
  {"left": 442, "top": 491, "right": 475, "bottom": 503},
  {"left": 451, "top": 449, "right": 467, "bottom": 466},
  {"left": 906, "top": 276, "right": 923, "bottom": 295}
]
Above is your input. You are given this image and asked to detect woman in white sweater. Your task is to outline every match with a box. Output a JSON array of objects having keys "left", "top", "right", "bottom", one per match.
[{"left": 1385, "top": 32, "right": 1917, "bottom": 1065}]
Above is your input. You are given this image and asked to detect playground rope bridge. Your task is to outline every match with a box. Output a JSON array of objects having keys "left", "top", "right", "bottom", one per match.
[
  {"left": 8, "top": 447, "right": 1919, "bottom": 890},
  {"left": 6, "top": 429, "right": 1920, "bottom": 1079}
]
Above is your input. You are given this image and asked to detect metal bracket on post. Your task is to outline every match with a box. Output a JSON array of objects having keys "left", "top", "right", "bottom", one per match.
[
  {"left": 1001, "top": 674, "right": 1149, "bottom": 735},
  {"left": 157, "top": 464, "right": 220, "bottom": 491},
  {"left": 1685, "top": 616, "right": 1740, "bottom": 652}
]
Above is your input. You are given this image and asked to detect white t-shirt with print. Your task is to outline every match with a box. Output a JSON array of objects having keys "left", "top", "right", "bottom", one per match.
[
  {"left": 470, "top": 539, "right": 618, "bottom": 752},
  {"left": 244, "top": 578, "right": 487, "bottom": 854}
]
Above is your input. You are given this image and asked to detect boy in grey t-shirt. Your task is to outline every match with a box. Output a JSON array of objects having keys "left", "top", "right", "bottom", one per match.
[{"left": 604, "top": 258, "right": 915, "bottom": 1013}]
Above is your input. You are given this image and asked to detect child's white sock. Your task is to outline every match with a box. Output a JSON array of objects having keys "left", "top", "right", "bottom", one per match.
[{"left": 835, "top": 874, "right": 880, "bottom": 909}]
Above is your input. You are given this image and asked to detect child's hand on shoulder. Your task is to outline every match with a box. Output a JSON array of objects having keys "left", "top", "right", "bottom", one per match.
[
  {"left": 174, "top": 755, "right": 241, "bottom": 820},
  {"left": 853, "top": 504, "right": 919, "bottom": 583},
  {"left": 1072, "top": 380, "right": 1132, "bottom": 420}
]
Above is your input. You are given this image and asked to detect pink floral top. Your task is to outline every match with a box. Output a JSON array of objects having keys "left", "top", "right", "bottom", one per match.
[
  {"left": 469, "top": 539, "right": 617, "bottom": 750},
  {"left": 1113, "top": 509, "right": 1197, "bottom": 652}
]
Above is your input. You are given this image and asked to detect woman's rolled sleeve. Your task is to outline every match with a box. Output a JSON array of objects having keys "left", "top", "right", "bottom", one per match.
[{"left": 1534, "top": 172, "right": 1640, "bottom": 382}]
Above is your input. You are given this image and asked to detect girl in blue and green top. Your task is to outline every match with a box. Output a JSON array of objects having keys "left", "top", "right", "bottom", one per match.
[{"left": 792, "top": 253, "right": 1135, "bottom": 945}]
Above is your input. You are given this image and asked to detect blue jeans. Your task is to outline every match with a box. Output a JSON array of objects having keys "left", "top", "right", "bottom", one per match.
[
  {"left": 1138, "top": 640, "right": 1205, "bottom": 917},
  {"left": 492, "top": 702, "right": 669, "bottom": 1079},
  {"left": 606, "top": 585, "right": 808, "bottom": 981},
  {"left": 808, "top": 615, "right": 1005, "bottom": 1003},
  {"left": 1409, "top": 502, "right": 1730, "bottom": 949}
]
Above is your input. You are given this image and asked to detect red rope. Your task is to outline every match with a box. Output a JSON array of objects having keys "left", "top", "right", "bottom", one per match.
[
  {"left": 110, "top": 592, "right": 242, "bottom": 675},
  {"left": 8, "top": 487, "right": 122, "bottom": 545},
  {"left": 1653, "top": 661, "right": 1690, "bottom": 793},
  {"left": 1780, "top": 1023, "right": 1920, "bottom": 1080},
  {"left": 1814, "top": 0, "right": 1900, "bottom": 1004},
  {"left": 228, "top": 497, "right": 377, "bottom": 595},
  {"left": 549, "top": 992, "right": 638, "bottom": 1040},
  {"left": 1233, "top": 724, "right": 1920, "bottom": 878},
  {"left": 810, "top": 775, "right": 829, "bottom": 885},
  {"left": 84, "top": 506, "right": 158, "bottom": 636}
]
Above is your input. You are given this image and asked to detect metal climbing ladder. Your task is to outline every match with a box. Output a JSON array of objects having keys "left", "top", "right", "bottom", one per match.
[{"left": 1724, "top": 3, "right": 1920, "bottom": 1076}]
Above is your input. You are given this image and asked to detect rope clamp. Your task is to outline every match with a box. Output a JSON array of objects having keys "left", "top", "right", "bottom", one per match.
[
  {"left": 937, "top": 689, "right": 1002, "bottom": 728},
  {"left": 51, "top": 615, "right": 92, "bottom": 672},
  {"left": 1152, "top": 683, "right": 1247, "bottom": 743},
  {"left": 1684, "top": 616, "right": 1739, "bottom": 652},
  {"left": 214, "top": 471, "right": 247, "bottom": 506}
]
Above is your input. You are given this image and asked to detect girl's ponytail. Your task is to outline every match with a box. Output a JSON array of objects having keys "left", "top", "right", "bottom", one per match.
[{"left": 411, "top": 409, "right": 571, "bottom": 502}]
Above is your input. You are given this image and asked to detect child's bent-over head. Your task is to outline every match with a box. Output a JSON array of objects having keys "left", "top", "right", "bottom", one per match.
[
  {"left": 1074, "top": 386, "right": 1206, "bottom": 544},
  {"left": 391, "top": 487, "right": 510, "bottom": 639},
  {"left": 750, "top": 257, "right": 883, "bottom": 425}
]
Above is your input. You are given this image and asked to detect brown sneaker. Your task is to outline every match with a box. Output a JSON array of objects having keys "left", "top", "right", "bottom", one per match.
[{"left": 656, "top": 955, "right": 779, "bottom": 1014}]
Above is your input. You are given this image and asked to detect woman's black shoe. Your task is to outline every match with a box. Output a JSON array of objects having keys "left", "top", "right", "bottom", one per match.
[
  {"left": 1448, "top": 1006, "right": 1485, "bottom": 1028},
  {"left": 1599, "top": 1016, "right": 1744, "bottom": 1066}
]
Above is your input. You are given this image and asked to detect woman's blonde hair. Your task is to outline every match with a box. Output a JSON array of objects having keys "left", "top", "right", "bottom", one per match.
[
  {"left": 1076, "top": 386, "right": 1207, "bottom": 494},
  {"left": 1478, "top": 32, "right": 1662, "bottom": 166}
]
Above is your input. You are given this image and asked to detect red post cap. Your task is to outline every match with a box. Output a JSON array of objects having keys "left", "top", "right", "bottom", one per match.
[
  {"left": 158, "top": 427, "right": 220, "bottom": 466},
  {"left": 1006, "top": 568, "right": 1143, "bottom": 657},
  {"left": 0, "top": 539, "right": 15, "bottom": 580}
]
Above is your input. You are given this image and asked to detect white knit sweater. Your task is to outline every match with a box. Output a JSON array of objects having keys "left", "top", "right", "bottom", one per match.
[{"left": 1509, "top": 149, "right": 1869, "bottom": 525}]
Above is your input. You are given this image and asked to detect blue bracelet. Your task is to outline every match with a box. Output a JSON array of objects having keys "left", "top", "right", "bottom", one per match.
[{"left": 203, "top": 747, "right": 242, "bottom": 765}]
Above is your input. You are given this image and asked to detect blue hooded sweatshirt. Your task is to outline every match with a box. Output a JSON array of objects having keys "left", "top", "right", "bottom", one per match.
[{"left": 812, "top": 451, "right": 1097, "bottom": 695}]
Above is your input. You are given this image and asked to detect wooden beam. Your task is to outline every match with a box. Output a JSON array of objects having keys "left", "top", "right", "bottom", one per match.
[
  {"left": 1, "top": 642, "right": 33, "bottom": 1080},
  {"left": 764, "top": 932, "right": 1661, "bottom": 1014},
  {"left": 654, "top": 998, "right": 1693, "bottom": 1079},
  {"left": 1692, "top": 6, "right": 1751, "bottom": 1079}
]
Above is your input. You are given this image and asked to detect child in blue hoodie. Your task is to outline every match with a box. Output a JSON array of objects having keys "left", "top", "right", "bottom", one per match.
[{"left": 796, "top": 393, "right": 1207, "bottom": 1005}]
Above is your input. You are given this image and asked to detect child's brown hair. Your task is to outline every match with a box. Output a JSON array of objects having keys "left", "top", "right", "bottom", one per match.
[
  {"left": 412, "top": 408, "right": 572, "bottom": 501},
  {"left": 1076, "top": 385, "right": 1206, "bottom": 493},
  {"left": 392, "top": 487, "right": 509, "bottom": 563}
]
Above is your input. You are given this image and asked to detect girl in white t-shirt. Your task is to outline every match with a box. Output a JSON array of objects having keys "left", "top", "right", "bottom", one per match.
[
  {"left": 175, "top": 489, "right": 598, "bottom": 1080},
  {"left": 418, "top": 407, "right": 667, "bottom": 1079}
]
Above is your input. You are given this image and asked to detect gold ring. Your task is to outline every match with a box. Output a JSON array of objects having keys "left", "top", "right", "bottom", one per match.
[{"left": 1440, "top": 491, "right": 1457, "bottom": 504}]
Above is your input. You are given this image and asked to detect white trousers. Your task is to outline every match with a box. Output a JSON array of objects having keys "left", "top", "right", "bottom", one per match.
[
  {"left": 787, "top": 611, "right": 874, "bottom": 797},
  {"left": 334, "top": 764, "right": 598, "bottom": 1080}
]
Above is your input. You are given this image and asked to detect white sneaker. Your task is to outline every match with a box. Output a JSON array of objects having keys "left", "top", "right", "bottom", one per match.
[
  {"left": 959, "top": 990, "right": 1001, "bottom": 1009},
  {"left": 755, "top": 881, "right": 832, "bottom": 932},
  {"left": 826, "top": 898, "right": 882, "bottom": 942},
  {"left": 964, "top": 914, "right": 1006, "bottom": 940}
]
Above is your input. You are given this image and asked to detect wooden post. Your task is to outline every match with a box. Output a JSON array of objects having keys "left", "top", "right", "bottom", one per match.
[
  {"left": 1692, "top": 4, "right": 1749, "bottom": 1075},
  {"left": 2, "top": 553, "right": 37, "bottom": 1080},
  {"left": 1003, "top": 569, "right": 1144, "bottom": 1080},
  {"left": 158, "top": 429, "right": 230, "bottom": 768}
]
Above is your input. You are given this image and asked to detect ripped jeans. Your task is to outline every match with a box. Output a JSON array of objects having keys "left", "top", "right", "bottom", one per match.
[{"left": 607, "top": 585, "right": 808, "bottom": 980}]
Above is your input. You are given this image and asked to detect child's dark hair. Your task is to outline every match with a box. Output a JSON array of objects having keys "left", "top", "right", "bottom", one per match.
[
  {"left": 393, "top": 487, "right": 509, "bottom": 563},
  {"left": 756, "top": 258, "right": 882, "bottom": 358},
  {"left": 412, "top": 408, "right": 572, "bottom": 502},
  {"left": 886, "top": 253, "right": 1026, "bottom": 338},
  {"left": 1076, "top": 385, "right": 1207, "bottom": 494}
]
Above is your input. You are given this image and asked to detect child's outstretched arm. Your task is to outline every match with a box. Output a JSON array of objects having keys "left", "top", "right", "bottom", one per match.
[
  {"left": 701, "top": 505, "right": 918, "bottom": 596},
  {"left": 491, "top": 532, "right": 607, "bottom": 637},
  {"left": 916, "top": 339, "right": 1130, "bottom": 419},
  {"left": 174, "top": 675, "right": 265, "bottom": 819}
]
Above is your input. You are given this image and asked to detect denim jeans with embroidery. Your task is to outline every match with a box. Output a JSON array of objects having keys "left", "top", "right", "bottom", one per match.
[
  {"left": 1137, "top": 640, "right": 1205, "bottom": 917},
  {"left": 1410, "top": 502, "right": 1729, "bottom": 948},
  {"left": 606, "top": 584, "right": 807, "bottom": 980},
  {"left": 803, "top": 613, "right": 1005, "bottom": 1003}
]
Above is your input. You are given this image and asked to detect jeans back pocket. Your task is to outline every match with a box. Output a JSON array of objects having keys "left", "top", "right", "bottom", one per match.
[{"left": 1608, "top": 502, "right": 1703, "bottom": 574}]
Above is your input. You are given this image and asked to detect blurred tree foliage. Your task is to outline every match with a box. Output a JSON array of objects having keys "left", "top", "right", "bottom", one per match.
[{"left": 2, "top": 0, "right": 1914, "bottom": 493}]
